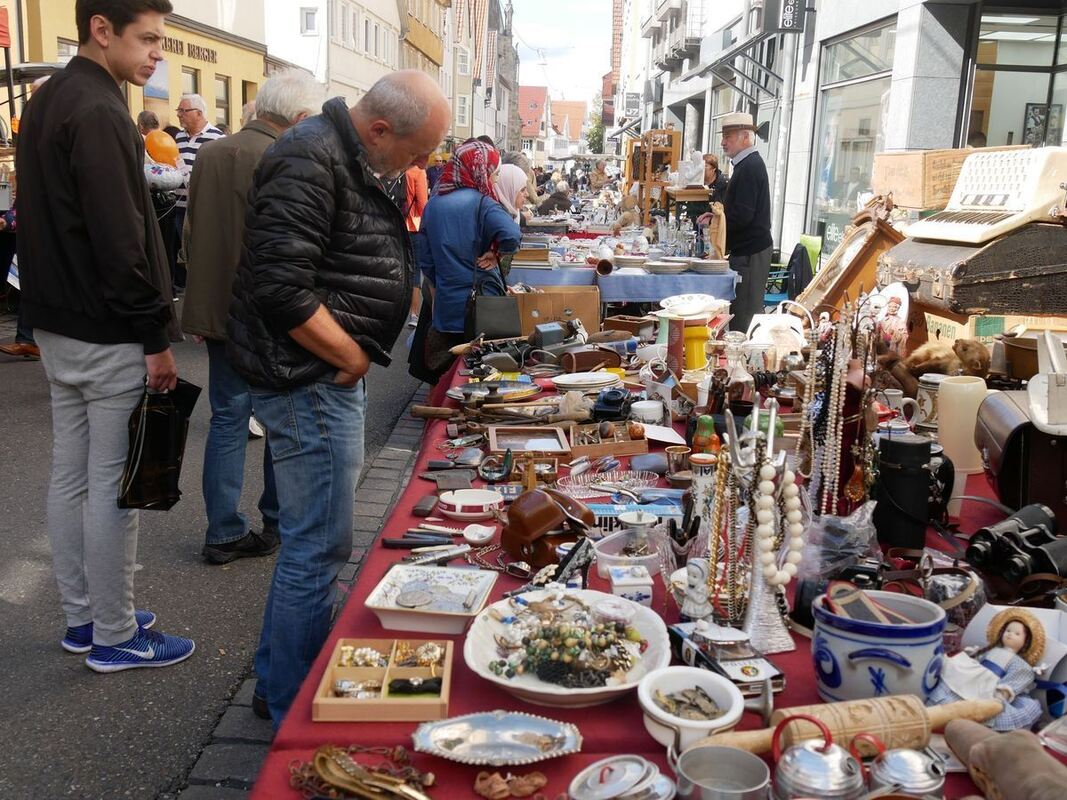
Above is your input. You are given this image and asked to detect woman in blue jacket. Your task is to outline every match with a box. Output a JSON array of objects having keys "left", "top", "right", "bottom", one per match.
[{"left": 409, "top": 140, "right": 522, "bottom": 382}]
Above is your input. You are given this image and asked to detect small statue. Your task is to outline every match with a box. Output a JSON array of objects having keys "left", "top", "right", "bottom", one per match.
[
  {"left": 817, "top": 311, "right": 834, "bottom": 343},
  {"left": 927, "top": 608, "right": 1045, "bottom": 731},
  {"left": 680, "top": 557, "right": 714, "bottom": 622}
]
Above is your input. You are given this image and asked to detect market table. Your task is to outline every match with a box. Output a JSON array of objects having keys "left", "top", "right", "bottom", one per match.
[
  {"left": 252, "top": 364, "right": 1005, "bottom": 799},
  {"left": 507, "top": 266, "right": 597, "bottom": 287},
  {"left": 596, "top": 270, "right": 738, "bottom": 303}
]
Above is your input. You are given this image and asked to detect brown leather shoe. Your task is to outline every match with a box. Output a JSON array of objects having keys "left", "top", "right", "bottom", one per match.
[{"left": 0, "top": 341, "right": 40, "bottom": 359}]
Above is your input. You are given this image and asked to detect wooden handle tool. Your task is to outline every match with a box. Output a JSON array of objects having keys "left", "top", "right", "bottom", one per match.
[
  {"left": 410, "top": 405, "right": 457, "bottom": 420},
  {"left": 691, "top": 696, "right": 1002, "bottom": 755}
]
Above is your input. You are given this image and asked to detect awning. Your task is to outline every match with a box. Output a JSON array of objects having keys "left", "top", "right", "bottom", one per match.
[
  {"left": 678, "top": 32, "right": 781, "bottom": 104},
  {"left": 0, "top": 63, "right": 64, "bottom": 86},
  {"left": 607, "top": 117, "right": 642, "bottom": 141}
]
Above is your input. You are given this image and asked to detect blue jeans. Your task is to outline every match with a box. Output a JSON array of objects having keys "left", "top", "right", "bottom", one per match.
[
  {"left": 203, "top": 340, "right": 278, "bottom": 545},
  {"left": 250, "top": 377, "right": 366, "bottom": 726}
]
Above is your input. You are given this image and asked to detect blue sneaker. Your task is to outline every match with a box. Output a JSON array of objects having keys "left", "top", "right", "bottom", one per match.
[
  {"left": 85, "top": 627, "right": 195, "bottom": 673},
  {"left": 61, "top": 609, "right": 157, "bottom": 654}
]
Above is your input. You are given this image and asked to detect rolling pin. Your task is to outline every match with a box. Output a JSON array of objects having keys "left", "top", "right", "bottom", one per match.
[{"left": 691, "top": 696, "right": 1002, "bottom": 755}]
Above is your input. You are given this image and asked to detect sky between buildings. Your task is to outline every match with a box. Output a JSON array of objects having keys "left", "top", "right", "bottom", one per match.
[{"left": 511, "top": 0, "right": 612, "bottom": 110}]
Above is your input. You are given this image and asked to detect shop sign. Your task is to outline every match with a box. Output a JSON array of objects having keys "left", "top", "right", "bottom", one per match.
[
  {"left": 764, "top": 0, "right": 805, "bottom": 34},
  {"left": 624, "top": 93, "right": 641, "bottom": 118},
  {"left": 162, "top": 36, "right": 218, "bottom": 64}
]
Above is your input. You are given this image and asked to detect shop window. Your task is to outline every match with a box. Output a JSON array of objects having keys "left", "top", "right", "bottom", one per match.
[
  {"left": 215, "top": 75, "right": 230, "bottom": 129},
  {"left": 809, "top": 21, "right": 895, "bottom": 251},
  {"left": 300, "top": 7, "right": 318, "bottom": 35},
  {"left": 182, "top": 67, "right": 199, "bottom": 96},
  {"left": 57, "top": 38, "right": 77, "bottom": 64},
  {"left": 967, "top": 13, "right": 1062, "bottom": 147},
  {"left": 242, "top": 80, "right": 257, "bottom": 108}
]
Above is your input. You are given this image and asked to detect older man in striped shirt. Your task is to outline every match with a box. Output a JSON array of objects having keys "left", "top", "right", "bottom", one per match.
[{"left": 173, "top": 93, "right": 223, "bottom": 293}]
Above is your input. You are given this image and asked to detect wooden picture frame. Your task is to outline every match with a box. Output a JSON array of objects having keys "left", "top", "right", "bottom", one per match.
[{"left": 487, "top": 425, "right": 571, "bottom": 455}]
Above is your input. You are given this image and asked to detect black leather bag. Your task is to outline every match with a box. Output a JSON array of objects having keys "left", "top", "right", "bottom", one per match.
[
  {"left": 118, "top": 379, "right": 202, "bottom": 510},
  {"left": 465, "top": 267, "right": 521, "bottom": 340}
]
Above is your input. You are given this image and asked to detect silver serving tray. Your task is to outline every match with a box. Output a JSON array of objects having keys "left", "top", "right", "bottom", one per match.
[{"left": 411, "top": 710, "right": 582, "bottom": 766}]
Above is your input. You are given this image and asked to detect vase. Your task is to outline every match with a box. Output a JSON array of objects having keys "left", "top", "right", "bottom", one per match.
[
  {"left": 937, "top": 376, "right": 987, "bottom": 475},
  {"left": 689, "top": 453, "right": 718, "bottom": 540},
  {"left": 914, "top": 373, "right": 948, "bottom": 436}
]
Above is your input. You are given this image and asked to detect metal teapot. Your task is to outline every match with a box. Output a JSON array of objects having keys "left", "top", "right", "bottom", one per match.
[
  {"left": 850, "top": 734, "right": 945, "bottom": 798},
  {"left": 772, "top": 714, "right": 866, "bottom": 800}
]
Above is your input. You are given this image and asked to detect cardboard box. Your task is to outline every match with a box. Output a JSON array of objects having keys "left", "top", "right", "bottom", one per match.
[
  {"left": 871, "top": 145, "right": 1028, "bottom": 210},
  {"left": 515, "top": 286, "right": 600, "bottom": 336},
  {"left": 924, "top": 313, "right": 1067, "bottom": 345}
]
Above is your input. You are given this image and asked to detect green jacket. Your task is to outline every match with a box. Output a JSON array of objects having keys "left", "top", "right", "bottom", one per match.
[{"left": 180, "top": 119, "right": 280, "bottom": 340}]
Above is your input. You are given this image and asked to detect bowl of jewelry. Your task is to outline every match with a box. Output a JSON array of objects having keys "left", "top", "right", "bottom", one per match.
[
  {"left": 593, "top": 528, "right": 662, "bottom": 579},
  {"left": 637, "top": 666, "right": 744, "bottom": 750},
  {"left": 464, "top": 588, "right": 670, "bottom": 707},
  {"left": 365, "top": 565, "right": 499, "bottom": 635}
]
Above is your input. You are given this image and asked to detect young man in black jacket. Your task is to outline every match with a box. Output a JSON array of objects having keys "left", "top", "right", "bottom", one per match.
[
  {"left": 16, "top": 0, "right": 194, "bottom": 672},
  {"left": 227, "top": 70, "right": 451, "bottom": 725},
  {"left": 717, "top": 112, "right": 773, "bottom": 332}
]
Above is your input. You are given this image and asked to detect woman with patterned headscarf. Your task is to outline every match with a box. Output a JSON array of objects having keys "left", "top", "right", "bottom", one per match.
[{"left": 409, "top": 140, "right": 522, "bottom": 383}]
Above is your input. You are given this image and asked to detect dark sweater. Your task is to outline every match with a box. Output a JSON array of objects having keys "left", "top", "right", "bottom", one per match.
[{"left": 723, "top": 150, "right": 772, "bottom": 257}]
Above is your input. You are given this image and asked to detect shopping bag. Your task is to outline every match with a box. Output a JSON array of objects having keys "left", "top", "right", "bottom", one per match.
[{"left": 118, "top": 378, "right": 202, "bottom": 510}]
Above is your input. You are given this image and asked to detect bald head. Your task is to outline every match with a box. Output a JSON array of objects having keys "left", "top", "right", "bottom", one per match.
[{"left": 352, "top": 70, "right": 451, "bottom": 177}]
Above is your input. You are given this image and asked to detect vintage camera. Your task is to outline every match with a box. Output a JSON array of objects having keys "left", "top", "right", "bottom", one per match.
[
  {"left": 967, "top": 503, "right": 1062, "bottom": 583},
  {"left": 791, "top": 557, "right": 884, "bottom": 631},
  {"left": 592, "top": 388, "right": 632, "bottom": 422}
]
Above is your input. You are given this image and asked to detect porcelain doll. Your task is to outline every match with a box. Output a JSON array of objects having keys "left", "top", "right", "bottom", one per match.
[
  {"left": 680, "top": 557, "right": 714, "bottom": 622},
  {"left": 927, "top": 608, "right": 1045, "bottom": 731}
]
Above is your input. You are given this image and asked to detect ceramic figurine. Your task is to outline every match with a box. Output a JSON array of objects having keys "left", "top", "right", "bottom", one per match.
[
  {"left": 680, "top": 557, "right": 714, "bottom": 622},
  {"left": 927, "top": 608, "right": 1045, "bottom": 731}
]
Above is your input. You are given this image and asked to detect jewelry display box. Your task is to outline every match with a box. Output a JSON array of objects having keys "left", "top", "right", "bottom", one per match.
[{"left": 312, "top": 637, "right": 454, "bottom": 722}]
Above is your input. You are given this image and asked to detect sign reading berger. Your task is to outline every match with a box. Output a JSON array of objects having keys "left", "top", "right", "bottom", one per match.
[{"left": 163, "top": 36, "right": 218, "bottom": 64}]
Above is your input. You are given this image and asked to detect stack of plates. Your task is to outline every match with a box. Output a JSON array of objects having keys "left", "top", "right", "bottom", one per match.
[
  {"left": 613, "top": 254, "right": 648, "bottom": 268},
  {"left": 689, "top": 258, "right": 731, "bottom": 274},
  {"left": 551, "top": 372, "right": 622, "bottom": 393},
  {"left": 645, "top": 260, "right": 689, "bottom": 275}
]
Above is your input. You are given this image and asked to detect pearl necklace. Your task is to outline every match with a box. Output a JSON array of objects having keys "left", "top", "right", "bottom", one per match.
[
  {"left": 816, "top": 316, "right": 850, "bottom": 515},
  {"left": 794, "top": 329, "right": 819, "bottom": 476},
  {"left": 754, "top": 458, "right": 804, "bottom": 588}
]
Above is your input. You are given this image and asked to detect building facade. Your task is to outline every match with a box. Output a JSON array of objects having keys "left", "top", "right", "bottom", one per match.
[
  {"left": 16, "top": 0, "right": 267, "bottom": 133},
  {"left": 550, "top": 99, "right": 589, "bottom": 159},
  {"left": 496, "top": 1, "right": 522, "bottom": 152},
  {"left": 519, "top": 85, "right": 552, "bottom": 166},
  {"left": 450, "top": 0, "right": 477, "bottom": 142},
  {"left": 618, "top": 0, "right": 1067, "bottom": 261},
  {"left": 401, "top": 0, "right": 448, "bottom": 84}
]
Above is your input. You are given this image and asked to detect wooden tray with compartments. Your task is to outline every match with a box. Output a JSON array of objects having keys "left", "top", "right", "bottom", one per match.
[
  {"left": 312, "top": 638, "right": 453, "bottom": 722},
  {"left": 568, "top": 423, "right": 649, "bottom": 459}
]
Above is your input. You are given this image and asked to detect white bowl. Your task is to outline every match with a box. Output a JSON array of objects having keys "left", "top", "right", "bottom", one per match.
[
  {"left": 464, "top": 589, "right": 671, "bottom": 707},
  {"left": 594, "top": 529, "right": 662, "bottom": 579},
  {"left": 365, "top": 565, "right": 498, "bottom": 634},
  {"left": 437, "top": 489, "right": 504, "bottom": 521},
  {"left": 638, "top": 666, "right": 745, "bottom": 751}
]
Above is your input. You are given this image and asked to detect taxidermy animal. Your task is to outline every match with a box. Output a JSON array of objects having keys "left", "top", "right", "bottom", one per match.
[{"left": 904, "top": 338, "right": 990, "bottom": 378}]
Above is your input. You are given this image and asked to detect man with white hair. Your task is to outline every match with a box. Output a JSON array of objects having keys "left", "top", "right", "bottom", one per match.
[
  {"left": 182, "top": 70, "right": 323, "bottom": 573},
  {"left": 713, "top": 112, "right": 772, "bottom": 332},
  {"left": 227, "top": 69, "right": 451, "bottom": 725},
  {"left": 172, "top": 92, "right": 223, "bottom": 292},
  {"left": 538, "top": 180, "right": 573, "bottom": 214}
]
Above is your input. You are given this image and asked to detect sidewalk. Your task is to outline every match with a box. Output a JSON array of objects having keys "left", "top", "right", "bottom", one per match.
[{"left": 168, "top": 385, "right": 430, "bottom": 799}]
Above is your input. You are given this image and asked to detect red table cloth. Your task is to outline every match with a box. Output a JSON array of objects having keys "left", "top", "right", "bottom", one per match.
[{"left": 252, "top": 367, "right": 1008, "bottom": 799}]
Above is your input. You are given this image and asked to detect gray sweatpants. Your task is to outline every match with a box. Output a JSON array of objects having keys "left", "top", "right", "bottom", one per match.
[
  {"left": 728, "top": 244, "right": 773, "bottom": 333},
  {"left": 36, "top": 330, "right": 144, "bottom": 646}
]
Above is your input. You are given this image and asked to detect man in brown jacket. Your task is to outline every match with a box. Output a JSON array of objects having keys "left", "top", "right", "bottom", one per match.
[{"left": 181, "top": 69, "right": 323, "bottom": 567}]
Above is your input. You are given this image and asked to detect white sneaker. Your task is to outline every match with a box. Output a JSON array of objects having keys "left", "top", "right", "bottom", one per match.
[
  {"left": 407, "top": 313, "right": 419, "bottom": 328},
  {"left": 248, "top": 416, "right": 265, "bottom": 439}
]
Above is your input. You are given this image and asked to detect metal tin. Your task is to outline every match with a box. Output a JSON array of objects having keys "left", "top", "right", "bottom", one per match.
[
  {"left": 868, "top": 748, "right": 945, "bottom": 798},
  {"left": 570, "top": 754, "right": 666, "bottom": 800},
  {"left": 772, "top": 715, "right": 864, "bottom": 800}
]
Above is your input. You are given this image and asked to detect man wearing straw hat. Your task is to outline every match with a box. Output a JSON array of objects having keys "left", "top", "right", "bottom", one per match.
[{"left": 705, "top": 112, "right": 772, "bottom": 332}]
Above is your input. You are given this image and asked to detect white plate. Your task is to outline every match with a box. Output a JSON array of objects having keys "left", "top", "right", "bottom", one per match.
[
  {"left": 437, "top": 489, "right": 505, "bottom": 521},
  {"left": 365, "top": 565, "right": 498, "bottom": 634},
  {"left": 660, "top": 293, "right": 719, "bottom": 316},
  {"left": 464, "top": 589, "right": 671, "bottom": 707},
  {"left": 614, "top": 254, "right": 648, "bottom": 266},
  {"left": 551, "top": 372, "right": 621, "bottom": 391},
  {"left": 641, "top": 424, "right": 686, "bottom": 445}
]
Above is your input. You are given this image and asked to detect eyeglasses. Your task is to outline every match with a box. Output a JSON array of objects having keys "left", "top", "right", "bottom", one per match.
[{"left": 175, "top": 107, "right": 196, "bottom": 115}]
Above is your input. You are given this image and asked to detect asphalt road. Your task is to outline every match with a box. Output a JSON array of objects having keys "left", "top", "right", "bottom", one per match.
[{"left": 0, "top": 327, "right": 422, "bottom": 798}]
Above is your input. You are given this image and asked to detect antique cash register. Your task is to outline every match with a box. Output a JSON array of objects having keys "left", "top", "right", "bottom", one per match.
[{"left": 877, "top": 146, "right": 1067, "bottom": 316}]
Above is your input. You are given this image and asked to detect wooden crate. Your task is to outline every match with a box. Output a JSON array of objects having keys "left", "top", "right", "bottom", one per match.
[
  {"left": 871, "top": 145, "right": 1028, "bottom": 210},
  {"left": 568, "top": 423, "right": 649, "bottom": 459},
  {"left": 312, "top": 638, "right": 453, "bottom": 722}
]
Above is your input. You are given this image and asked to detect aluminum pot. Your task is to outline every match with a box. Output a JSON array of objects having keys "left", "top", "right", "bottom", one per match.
[
  {"left": 671, "top": 745, "right": 771, "bottom": 800},
  {"left": 850, "top": 734, "right": 945, "bottom": 798},
  {"left": 772, "top": 714, "right": 865, "bottom": 800}
]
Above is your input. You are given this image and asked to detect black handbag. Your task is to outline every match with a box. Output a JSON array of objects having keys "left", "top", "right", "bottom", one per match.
[
  {"left": 465, "top": 260, "right": 521, "bottom": 340},
  {"left": 118, "top": 378, "right": 202, "bottom": 510}
]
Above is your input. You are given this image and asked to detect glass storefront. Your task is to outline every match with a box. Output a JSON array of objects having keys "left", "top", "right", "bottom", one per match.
[
  {"left": 809, "top": 22, "right": 896, "bottom": 252},
  {"left": 968, "top": 12, "right": 1065, "bottom": 147}
]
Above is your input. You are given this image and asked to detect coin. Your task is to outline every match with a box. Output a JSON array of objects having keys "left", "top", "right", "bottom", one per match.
[
  {"left": 428, "top": 583, "right": 454, "bottom": 597},
  {"left": 395, "top": 589, "right": 433, "bottom": 608}
]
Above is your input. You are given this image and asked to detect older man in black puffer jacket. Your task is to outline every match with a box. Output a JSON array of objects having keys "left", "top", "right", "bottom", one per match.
[{"left": 227, "top": 70, "right": 451, "bottom": 726}]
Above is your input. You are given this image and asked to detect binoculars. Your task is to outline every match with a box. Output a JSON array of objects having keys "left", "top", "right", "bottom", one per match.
[{"left": 966, "top": 503, "right": 1063, "bottom": 585}]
